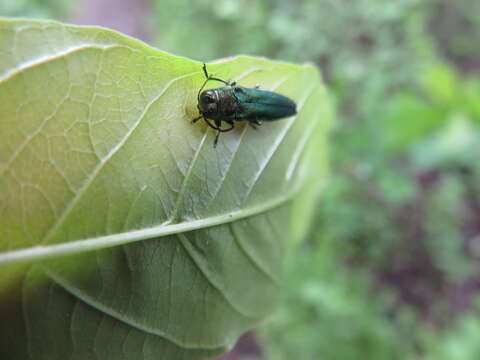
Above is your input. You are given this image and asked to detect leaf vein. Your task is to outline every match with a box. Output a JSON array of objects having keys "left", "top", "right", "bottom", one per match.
[
  {"left": 39, "top": 70, "right": 199, "bottom": 247},
  {"left": 178, "top": 234, "right": 258, "bottom": 319},
  {"left": 242, "top": 71, "right": 317, "bottom": 204},
  {"left": 0, "top": 44, "right": 125, "bottom": 84},
  {"left": 42, "top": 267, "right": 230, "bottom": 350},
  {"left": 228, "top": 222, "right": 279, "bottom": 284}
]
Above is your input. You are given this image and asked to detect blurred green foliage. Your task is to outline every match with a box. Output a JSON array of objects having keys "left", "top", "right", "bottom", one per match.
[
  {"left": 2, "top": 0, "right": 480, "bottom": 359},
  {"left": 259, "top": 56, "right": 480, "bottom": 358},
  {"left": 0, "top": 0, "right": 68, "bottom": 19}
]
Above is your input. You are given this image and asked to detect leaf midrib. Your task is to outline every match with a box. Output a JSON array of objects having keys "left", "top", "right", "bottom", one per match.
[{"left": 0, "top": 175, "right": 304, "bottom": 266}]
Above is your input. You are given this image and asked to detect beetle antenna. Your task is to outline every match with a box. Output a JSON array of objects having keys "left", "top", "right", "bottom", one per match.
[
  {"left": 202, "top": 63, "right": 230, "bottom": 85},
  {"left": 197, "top": 78, "right": 209, "bottom": 102},
  {"left": 202, "top": 63, "right": 209, "bottom": 79},
  {"left": 197, "top": 64, "right": 231, "bottom": 102},
  {"left": 209, "top": 76, "right": 229, "bottom": 85}
]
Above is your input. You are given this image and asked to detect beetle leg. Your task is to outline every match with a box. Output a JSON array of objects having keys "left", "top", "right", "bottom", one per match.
[
  {"left": 202, "top": 118, "right": 220, "bottom": 131},
  {"left": 192, "top": 115, "right": 202, "bottom": 123},
  {"left": 214, "top": 131, "right": 220, "bottom": 147},
  {"left": 213, "top": 124, "right": 235, "bottom": 148},
  {"left": 249, "top": 118, "right": 262, "bottom": 129},
  {"left": 203, "top": 118, "right": 234, "bottom": 132},
  {"left": 221, "top": 119, "right": 235, "bottom": 132},
  {"left": 194, "top": 116, "right": 231, "bottom": 133},
  {"left": 213, "top": 123, "right": 235, "bottom": 147}
]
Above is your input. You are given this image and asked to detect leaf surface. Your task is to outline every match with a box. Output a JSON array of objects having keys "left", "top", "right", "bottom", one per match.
[{"left": 0, "top": 19, "right": 331, "bottom": 359}]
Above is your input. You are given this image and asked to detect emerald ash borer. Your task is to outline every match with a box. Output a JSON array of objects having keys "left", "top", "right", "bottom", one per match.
[{"left": 192, "top": 63, "right": 297, "bottom": 147}]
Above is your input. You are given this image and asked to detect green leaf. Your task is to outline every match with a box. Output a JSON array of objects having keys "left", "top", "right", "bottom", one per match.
[
  {"left": 0, "top": 19, "right": 331, "bottom": 359},
  {"left": 412, "top": 114, "right": 480, "bottom": 169},
  {"left": 421, "top": 62, "right": 459, "bottom": 107},
  {"left": 382, "top": 92, "right": 444, "bottom": 151},
  {"left": 463, "top": 78, "right": 480, "bottom": 122}
]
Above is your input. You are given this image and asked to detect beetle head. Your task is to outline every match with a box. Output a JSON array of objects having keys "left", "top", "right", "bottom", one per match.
[{"left": 198, "top": 90, "right": 218, "bottom": 117}]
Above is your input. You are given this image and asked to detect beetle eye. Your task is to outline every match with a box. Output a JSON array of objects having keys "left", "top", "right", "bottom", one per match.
[{"left": 202, "top": 91, "right": 216, "bottom": 104}]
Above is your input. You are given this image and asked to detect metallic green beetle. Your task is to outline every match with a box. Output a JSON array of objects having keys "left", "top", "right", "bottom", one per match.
[{"left": 192, "top": 64, "right": 297, "bottom": 146}]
